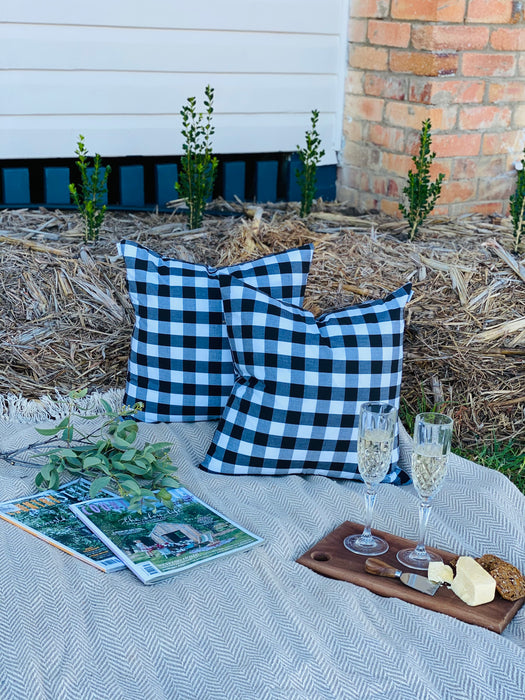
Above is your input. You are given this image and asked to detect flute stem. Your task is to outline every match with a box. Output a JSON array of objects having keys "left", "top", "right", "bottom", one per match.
[
  {"left": 359, "top": 486, "right": 377, "bottom": 544},
  {"left": 413, "top": 498, "right": 432, "bottom": 560}
]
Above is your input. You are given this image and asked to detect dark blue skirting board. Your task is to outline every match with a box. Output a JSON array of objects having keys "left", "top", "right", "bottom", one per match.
[
  {"left": 155, "top": 163, "right": 179, "bottom": 209},
  {"left": 222, "top": 161, "right": 246, "bottom": 202},
  {"left": 43, "top": 167, "right": 70, "bottom": 205},
  {"left": 2, "top": 168, "right": 31, "bottom": 205},
  {"left": 0, "top": 156, "right": 336, "bottom": 211}
]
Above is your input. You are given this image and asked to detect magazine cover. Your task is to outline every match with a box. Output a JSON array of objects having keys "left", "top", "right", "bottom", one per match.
[
  {"left": 0, "top": 478, "right": 125, "bottom": 572},
  {"left": 69, "top": 487, "right": 263, "bottom": 584}
]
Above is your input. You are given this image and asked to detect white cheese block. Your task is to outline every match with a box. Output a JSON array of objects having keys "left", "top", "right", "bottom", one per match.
[
  {"left": 428, "top": 562, "right": 454, "bottom": 585},
  {"left": 450, "top": 556, "right": 496, "bottom": 606}
]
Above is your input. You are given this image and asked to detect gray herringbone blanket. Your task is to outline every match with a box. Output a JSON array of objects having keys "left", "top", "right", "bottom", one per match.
[{"left": 0, "top": 411, "right": 524, "bottom": 700}]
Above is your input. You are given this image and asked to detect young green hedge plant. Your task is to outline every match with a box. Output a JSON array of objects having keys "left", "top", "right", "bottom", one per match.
[
  {"left": 295, "top": 109, "right": 325, "bottom": 217},
  {"left": 176, "top": 85, "right": 218, "bottom": 230},
  {"left": 69, "top": 135, "right": 111, "bottom": 243},
  {"left": 510, "top": 148, "right": 525, "bottom": 254},
  {"left": 399, "top": 119, "right": 445, "bottom": 241}
]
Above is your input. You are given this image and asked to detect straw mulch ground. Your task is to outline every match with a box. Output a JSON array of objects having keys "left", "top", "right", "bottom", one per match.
[{"left": 1, "top": 203, "right": 524, "bottom": 453}]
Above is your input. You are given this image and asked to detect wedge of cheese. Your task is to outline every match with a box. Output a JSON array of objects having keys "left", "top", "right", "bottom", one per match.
[
  {"left": 428, "top": 562, "right": 454, "bottom": 585},
  {"left": 451, "top": 556, "right": 496, "bottom": 606}
]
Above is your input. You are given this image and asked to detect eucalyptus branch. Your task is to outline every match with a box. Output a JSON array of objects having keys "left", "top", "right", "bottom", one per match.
[
  {"left": 0, "top": 390, "right": 178, "bottom": 512},
  {"left": 1, "top": 434, "right": 64, "bottom": 463}
]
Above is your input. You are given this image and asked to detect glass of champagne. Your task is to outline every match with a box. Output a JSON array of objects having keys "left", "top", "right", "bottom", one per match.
[
  {"left": 396, "top": 412, "right": 453, "bottom": 570},
  {"left": 344, "top": 402, "right": 398, "bottom": 556}
]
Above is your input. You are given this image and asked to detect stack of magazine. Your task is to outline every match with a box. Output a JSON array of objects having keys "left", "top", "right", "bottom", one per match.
[{"left": 0, "top": 479, "right": 263, "bottom": 584}]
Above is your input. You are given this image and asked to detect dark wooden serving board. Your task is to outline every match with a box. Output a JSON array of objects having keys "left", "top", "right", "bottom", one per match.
[{"left": 297, "top": 521, "right": 524, "bottom": 634}]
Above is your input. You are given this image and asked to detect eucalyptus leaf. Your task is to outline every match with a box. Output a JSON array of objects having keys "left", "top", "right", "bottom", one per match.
[
  {"left": 56, "top": 448, "right": 81, "bottom": 459},
  {"left": 89, "top": 476, "right": 112, "bottom": 498},
  {"left": 95, "top": 463, "right": 112, "bottom": 476},
  {"left": 127, "top": 496, "right": 144, "bottom": 512},
  {"left": 159, "top": 476, "right": 180, "bottom": 488},
  {"left": 100, "top": 399, "right": 112, "bottom": 414},
  {"left": 120, "top": 449, "right": 137, "bottom": 462},
  {"left": 109, "top": 459, "right": 128, "bottom": 472},
  {"left": 156, "top": 488, "right": 174, "bottom": 507},
  {"left": 62, "top": 427, "right": 74, "bottom": 442},
  {"left": 35, "top": 426, "right": 62, "bottom": 436},
  {"left": 119, "top": 478, "right": 142, "bottom": 496},
  {"left": 70, "top": 388, "right": 88, "bottom": 399},
  {"left": 94, "top": 439, "right": 110, "bottom": 453},
  {"left": 61, "top": 456, "right": 83, "bottom": 468},
  {"left": 68, "top": 444, "right": 96, "bottom": 453},
  {"left": 48, "top": 471, "right": 60, "bottom": 490},
  {"left": 137, "top": 488, "right": 157, "bottom": 501},
  {"left": 150, "top": 442, "right": 173, "bottom": 451},
  {"left": 97, "top": 453, "right": 110, "bottom": 468},
  {"left": 117, "top": 420, "right": 138, "bottom": 436},
  {"left": 40, "top": 463, "right": 55, "bottom": 480},
  {"left": 125, "top": 463, "right": 150, "bottom": 476},
  {"left": 111, "top": 437, "right": 136, "bottom": 451},
  {"left": 83, "top": 455, "right": 103, "bottom": 469}
]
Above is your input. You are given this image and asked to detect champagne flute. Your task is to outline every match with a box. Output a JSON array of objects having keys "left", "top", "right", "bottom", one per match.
[
  {"left": 396, "top": 412, "right": 453, "bottom": 570},
  {"left": 344, "top": 402, "right": 397, "bottom": 556}
]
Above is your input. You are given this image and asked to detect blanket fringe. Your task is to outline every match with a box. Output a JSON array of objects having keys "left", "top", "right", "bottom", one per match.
[{"left": 0, "top": 389, "right": 125, "bottom": 425}]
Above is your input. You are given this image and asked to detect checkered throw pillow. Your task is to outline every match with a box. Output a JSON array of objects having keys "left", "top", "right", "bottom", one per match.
[
  {"left": 200, "top": 275, "right": 412, "bottom": 482},
  {"left": 118, "top": 240, "right": 314, "bottom": 422}
]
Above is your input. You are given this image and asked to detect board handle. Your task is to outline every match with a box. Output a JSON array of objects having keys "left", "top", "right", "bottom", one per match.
[{"left": 365, "top": 558, "right": 401, "bottom": 578}]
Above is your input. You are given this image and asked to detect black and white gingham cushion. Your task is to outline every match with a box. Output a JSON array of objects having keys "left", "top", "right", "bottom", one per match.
[
  {"left": 118, "top": 240, "right": 314, "bottom": 422},
  {"left": 200, "top": 276, "right": 412, "bottom": 482}
]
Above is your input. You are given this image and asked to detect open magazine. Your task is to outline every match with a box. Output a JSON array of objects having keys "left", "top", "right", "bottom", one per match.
[
  {"left": 0, "top": 478, "right": 124, "bottom": 572},
  {"left": 70, "top": 486, "right": 263, "bottom": 584}
]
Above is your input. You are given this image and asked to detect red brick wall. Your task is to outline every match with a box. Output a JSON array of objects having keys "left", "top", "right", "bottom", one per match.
[{"left": 338, "top": 0, "right": 525, "bottom": 217}]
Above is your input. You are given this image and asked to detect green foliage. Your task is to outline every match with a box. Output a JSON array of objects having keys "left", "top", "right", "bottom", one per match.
[
  {"left": 509, "top": 149, "right": 525, "bottom": 254},
  {"left": 399, "top": 119, "right": 445, "bottom": 241},
  {"left": 0, "top": 390, "right": 177, "bottom": 512},
  {"left": 456, "top": 438, "right": 525, "bottom": 494},
  {"left": 295, "top": 109, "right": 325, "bottom": 217},
  {"left": 69, "top": 135, "right": 111, "bottom": 243},
  {"left": 175, "top": 85, "right": 218, "bottom": 230}
]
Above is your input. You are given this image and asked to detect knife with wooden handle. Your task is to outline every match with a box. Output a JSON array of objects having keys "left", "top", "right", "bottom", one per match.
[{"left": 365, "top": 558, "right": 440, "bottom": 596}]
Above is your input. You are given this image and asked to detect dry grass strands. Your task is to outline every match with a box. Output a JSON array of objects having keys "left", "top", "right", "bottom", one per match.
[{"left": 0, "top": 205, "right": 523, "bottom": 451}]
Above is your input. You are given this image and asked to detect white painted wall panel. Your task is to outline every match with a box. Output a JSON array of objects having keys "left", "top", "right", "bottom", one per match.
[
  {"left": 1, "top": 113, "right": 339, "bottom": 160},
  {"left": 0, "top": 0, "right": 348, "bottom": 161},
  {"left": 1, "top": 0, "right": 343, "bottom": 33},
  {"left": 0, "top": 25, "right": 340, "bottom": 74},
  {"left": 2, "top": 72, "right": 337, "bottom": 115}
]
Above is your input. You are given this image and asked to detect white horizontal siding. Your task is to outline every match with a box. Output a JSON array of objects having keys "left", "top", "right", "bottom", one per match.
[
  {"left": 0, "top": 25, "right": 339, "bottom": 74},
  {"left": 1, "top": 72, "right": 338, "bottom": 116},
  {"left": 1, "top": 0, "right": 343, "bottom": 33},
  {"left": 0, "top": 0, "right": 348, "bottom": 161},
  {"left": 1, "top": 113, "right": 340, "bottom": 161}
]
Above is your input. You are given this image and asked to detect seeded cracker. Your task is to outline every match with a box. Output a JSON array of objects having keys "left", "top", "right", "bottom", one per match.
[{"left": 476, "top": 554, "right": 525, "bottom": 602}]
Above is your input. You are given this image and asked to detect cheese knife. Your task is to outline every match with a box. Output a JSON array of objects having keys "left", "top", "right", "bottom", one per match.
[{"left": 365, "top": 558, "right": 440, "bottom": 596}]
